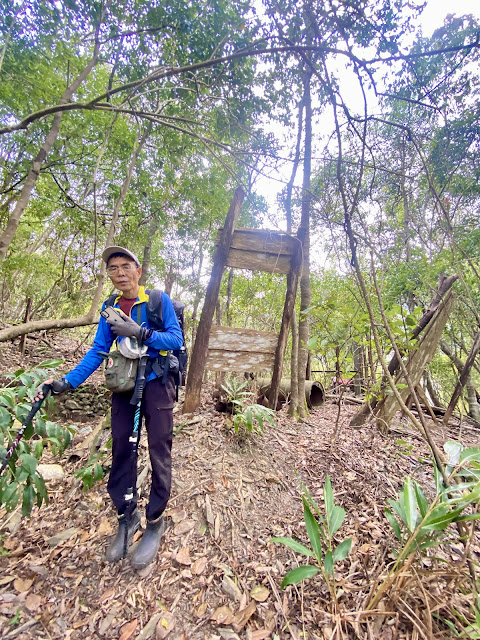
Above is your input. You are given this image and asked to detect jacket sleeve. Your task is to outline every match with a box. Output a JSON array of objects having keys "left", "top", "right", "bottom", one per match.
[
  {"left": 64, "top": 315, "right": 114, "bottom": 389},
  {"left": 143, "top": 292, "right": 183, "bottom": 351}
]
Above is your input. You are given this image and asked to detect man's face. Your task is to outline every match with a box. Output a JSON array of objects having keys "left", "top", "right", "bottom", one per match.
[{"left": 106, "top": 255, "right": 142, "bottom": 293}]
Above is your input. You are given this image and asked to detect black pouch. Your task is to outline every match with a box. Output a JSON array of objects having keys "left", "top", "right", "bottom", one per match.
[{"left": 104, "top": 351, "right": 138, "bottom": 393}]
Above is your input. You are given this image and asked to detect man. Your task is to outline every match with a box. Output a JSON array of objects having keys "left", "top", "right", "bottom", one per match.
[{"left": 37, "top": 246, "right": 183, "bottom": 569}]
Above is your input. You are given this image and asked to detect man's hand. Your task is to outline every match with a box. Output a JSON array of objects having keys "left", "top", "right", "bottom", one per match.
[
  {"left": 34, "top": 378, "right": 71, "bottom": 402},
  {"left": 107, "top": 310, "right": 151, "bottom": 341}
]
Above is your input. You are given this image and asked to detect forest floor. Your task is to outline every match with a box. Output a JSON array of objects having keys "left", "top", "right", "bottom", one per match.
[{"left": 0, "top": 335, "right": 479, "bottom": 640}]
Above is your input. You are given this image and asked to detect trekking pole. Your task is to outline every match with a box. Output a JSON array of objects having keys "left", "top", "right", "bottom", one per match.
[
  {"left": 122, "top": 353, "right": 149, "bottom": 558},
  {"left": 0, "top": 382, "right": 52, "bottom": 477}
]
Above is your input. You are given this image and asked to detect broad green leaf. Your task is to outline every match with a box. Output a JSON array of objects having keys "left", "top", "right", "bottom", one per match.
[
  {"left": 385, "top": 507, "right": 402, "bottom": 540},
  {"left": 38, "top": 359, "right": 64, "bottom": 368},
  {"left": 329, "top": 505, "right": 345, "bottom": 537},
  {"left": 324, "top": 476, "right": 334, "bottom": 525},
  {"left": 460, "top": 448, "right": 480, "bottom": 466},
  {"left": 414, "top": 482, "right": 429, "bottom": 518},
  {"left": 281, "top": 565, "right": 319, "bottom": 588},
  {"left": 20, "top": 453, "right": 37, "bottom": 475},
  {"left": 388, "top": 497, "right": 407, "bottom": 523},
  {"left": 324, "top": 550, "right": 334, "bottom": 575},
  {"left": 270, "top": 537, "right": 313, "bottom": 557},
  {"left": 2, "top": 482, "right": 19, "bottom": 510},
  {"left": 303, "top": 497, "right": 323, "bottom": 562},
  {"left": 0, "top": 391, "right": 16, "bottom": 411},
  {"left": 32, "top": 474, "right": 48, "bottom": 505},
  {"left": 0, "top": 406, "right": 13, "bottom": 429},
  {"left": 22, "top": 484, "right": 35, "bottom": 517},
  {"left": 403, "top": 477, "right": 418, "bottom": 532},
  {"left": 93, "top": 463, "right": 103, "bottom": 481},
  {"left": 333, "top": 538, "right": 352, "bottom": 563}
]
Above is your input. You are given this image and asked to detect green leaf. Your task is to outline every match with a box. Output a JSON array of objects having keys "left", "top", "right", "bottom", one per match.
[
  {"left": 329, "top": 506, "right": 345, "bottom": 537},
  {"left": 0, "top": 391, "right": 16, "bottom": 411},
  {"left": 280, "top": 565, "right": 319, "bottom": 588},
  {"left": 32, "top": 474, "right": 48, "bottom": 506},
  {"left": 2, "top": 482, "right": 19, "bottom": 511},
  {"left": 93, "top": 463, "right": 103, "bottom": 481},
  {"left": 38, "top": 359, "right": 64, "bottom": 368},
  {"left": 460, "top": 448, "right": 480, "bottom": 466},
  {"left": 302, "top": 497, "right": 323, "bottom": 562},
  {"left": 403, "top": 477, "right": 418, "bottom": 532},
  {"left": 324, "top": 476, "right": 334, "bottom": 524},
  {"left": 333, "top": 538, "right": 352, "bottom": 563},
  {"left": 414, "top": 482, "right": 429, "bottom": 518},
  {"left": 270, "top": 536, "right": 313, "bottom": 557},
  {"left": 22, "top": 484, "right": 35, "bottom": 517},
  {"left": 324, "top": 550, "right": 334, "bottom": 575},
  {"left": 20, "top": 453, "right": 37, "bottom": 475},
  {"left": 0, "top": 406, "right": 13, "bottom": 429},
  {"left": 385, "top": 507, "right": 402, "bottom": 540}
]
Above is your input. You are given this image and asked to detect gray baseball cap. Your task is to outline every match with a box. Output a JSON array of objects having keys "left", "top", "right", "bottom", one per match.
[{"left": 102, "top": 246, "right": 140, "bottom": 266}]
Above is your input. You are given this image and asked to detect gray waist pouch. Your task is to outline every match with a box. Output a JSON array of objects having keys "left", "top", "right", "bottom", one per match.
[{"left": 103, "top": 351, "right": 138, "bottom": 393}]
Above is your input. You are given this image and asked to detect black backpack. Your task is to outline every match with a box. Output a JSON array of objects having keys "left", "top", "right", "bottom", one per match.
[
  {"left": 104, "top": 289, "right": 188, "bottom": 386},
  {"left": 145, "top": 289, "right": 188, "bottom": 386}
]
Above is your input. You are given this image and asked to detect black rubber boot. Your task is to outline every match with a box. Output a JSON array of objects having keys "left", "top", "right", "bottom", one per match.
[
  {"left": 105, "top": 509, "right": 141, "bottom": 563},
  {"left": 130, "top": 516, "right": 166, "bottom": 570}
]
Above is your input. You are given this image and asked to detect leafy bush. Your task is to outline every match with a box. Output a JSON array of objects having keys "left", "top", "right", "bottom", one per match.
[
  {"left": 0, "top": 360, "right": 74, "bottom": 517},
  {"left": 368, "top": 440, "right": 480, "bottom": 612},
  {"left": 271, "top": 476, "right": 352, "bottom": 590},
  {"left": 221, "top": 377, "right": 275, "bottom": 435}
]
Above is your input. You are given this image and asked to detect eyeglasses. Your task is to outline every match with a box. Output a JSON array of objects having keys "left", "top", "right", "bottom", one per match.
[{"left": 107, "top": 263, "right": 137, "bottom": 274}]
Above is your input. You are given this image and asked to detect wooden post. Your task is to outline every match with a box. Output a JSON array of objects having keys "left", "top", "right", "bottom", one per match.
[
  {"left": 443, "top": 331, "right": 480, "bottom": 424},
  {"left": 268, "top": 240, "right": 303, "bottom": 410},
  {"left": 183, "top": 187, "right": 245, "bottom": 413}
]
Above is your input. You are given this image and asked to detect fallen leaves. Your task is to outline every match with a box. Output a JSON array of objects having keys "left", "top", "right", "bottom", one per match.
[
  {"left": 155, "top": 611, "right": 175, "bottom": 639},
  {"left": 250, "top": 584, "right": 270, "bottom": 602},
  {"left": 119, "top": 618, "right": 137, "bottom": 640},
  {"left": 191, "top": 556, "right": 208, "bottom": 575},
  {"left": 13, "top": 577, "right": 33, "bottom": 592},
  {"left": 175, "top": 547, "right": 192, "bottom": 565}
]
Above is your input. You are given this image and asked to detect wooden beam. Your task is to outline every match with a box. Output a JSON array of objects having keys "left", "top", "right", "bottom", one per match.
[{"left": 183, "top": 187, "right": 245, "bottom": 413}]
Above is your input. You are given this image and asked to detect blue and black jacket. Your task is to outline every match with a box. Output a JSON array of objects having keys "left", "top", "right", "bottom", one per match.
[{"left": 65, "top": 286, "right": 183, "bottom": 389}]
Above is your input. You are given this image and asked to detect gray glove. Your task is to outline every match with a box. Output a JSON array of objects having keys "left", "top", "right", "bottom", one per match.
[
  {"left": 107, "top": 310, "right": 152, "bottom": 341},
  {"left": 34, "top": 378, "right": 71, "bottom": 401}
]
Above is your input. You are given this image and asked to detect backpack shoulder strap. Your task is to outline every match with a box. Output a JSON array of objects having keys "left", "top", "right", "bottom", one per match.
[
  {"left": 146, "top": 289, "right": 164, "bottom": 331},
  {"left": 104, "top": 293, "right": 117, "bottom": 308}
]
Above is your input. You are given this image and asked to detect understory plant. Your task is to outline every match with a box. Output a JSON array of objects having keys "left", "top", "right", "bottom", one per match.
[
  {"left": 0, "top": 361, "right": 74, "bottom": 516},
  {"left": 221, "top": 377, "right": 275, "bottom": 436},
  {"left": 368, "top": 441, "right": 480, "bottom": 615},
  {"left": 271, "top": 476, "right": 352, "bottom": 596}
]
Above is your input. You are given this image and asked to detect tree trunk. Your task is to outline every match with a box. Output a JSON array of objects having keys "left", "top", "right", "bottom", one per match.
[
  {"left": 296, "top": 70, "right": 313, "bottom": 419},
  {"left": 284, "top": 94, "right": 304, "bottom": 418},
  {"left": 424, "top": 368, "right": 443, "bottom": 408},
  {"left": 0, "top": 34, "right": 103, "bottom": 261}
]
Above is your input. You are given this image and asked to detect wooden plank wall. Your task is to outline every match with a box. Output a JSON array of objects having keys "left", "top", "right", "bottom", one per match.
[
  {"left": 206, "top": 326, "right": 279, "bottom": 372},
  {"left": 216, "top": 228, "right": 301, "bottom": 274}
]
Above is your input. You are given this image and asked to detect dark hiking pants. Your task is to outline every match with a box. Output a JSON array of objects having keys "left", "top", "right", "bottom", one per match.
[{"left": 107, "top": 375, "right": 176, "bottom": 522}]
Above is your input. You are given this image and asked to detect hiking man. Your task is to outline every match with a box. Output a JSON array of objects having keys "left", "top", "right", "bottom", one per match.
[{"left": 36, "top": 246, "right": 183, "bottom": 569}]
